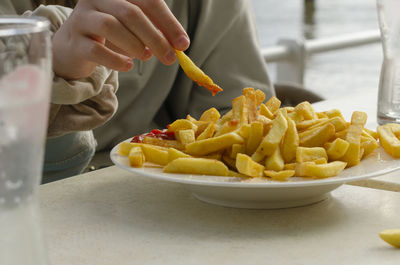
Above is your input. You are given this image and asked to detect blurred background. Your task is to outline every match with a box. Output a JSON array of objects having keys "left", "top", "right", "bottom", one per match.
[{"left": 251, "top": 0, "right": 382, "bottom": 100}]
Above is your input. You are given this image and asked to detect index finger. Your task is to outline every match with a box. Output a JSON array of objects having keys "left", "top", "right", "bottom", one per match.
[{"left": 132, "top": 0, "right": 190, "bottom": 50}]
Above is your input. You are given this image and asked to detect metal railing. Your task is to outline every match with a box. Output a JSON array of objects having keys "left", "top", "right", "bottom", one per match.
[{"left": 261, "top": 30, "right": 381, "bottom": 85}]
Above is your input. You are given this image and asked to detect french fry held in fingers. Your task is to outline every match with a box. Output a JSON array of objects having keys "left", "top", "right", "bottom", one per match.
[
  {"left": 117, "top": 87, "right": 400, "bottom": 181},
  {"left": 175, "top": 50, "right": 223, "bottom": 96}
]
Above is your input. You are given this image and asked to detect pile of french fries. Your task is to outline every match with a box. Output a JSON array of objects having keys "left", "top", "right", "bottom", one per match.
[{"left": 118, "top": 87, "right": 400, "bottom": 181}]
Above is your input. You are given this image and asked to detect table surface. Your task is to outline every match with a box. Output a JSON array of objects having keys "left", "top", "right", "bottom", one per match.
[{"left": 40, "top": 90, "right": 400, "bottom": 265}]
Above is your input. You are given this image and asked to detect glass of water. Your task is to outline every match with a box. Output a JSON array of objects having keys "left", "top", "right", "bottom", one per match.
[
  {"left": 377, "top": 0, "right": 400, "bottom": 124},
  {"left": 0, "top": 16, "right": 52, "bottom": 264}
]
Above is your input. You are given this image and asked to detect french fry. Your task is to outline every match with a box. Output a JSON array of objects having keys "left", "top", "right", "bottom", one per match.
[
  {"left": 296, "top": 118, "right": 328, "bottom": 131},
  {"left": 265, "top": 146, "right": 284, "bottom": 171},
  {"left": 299, "top": 123, "right": 335, "bottom": 147},
  {"left": 186, "top": 114, "right": 197, "bottom": 122},
  {"left": 316, "top": 112, "right": 328, "bottom": 119},
  {"left": 334, "top": 129, "right": 348, "bottom": 140},
  {"left": 377, "top": 124, "right": 400, "bottom": 158},
  {"left": 328, "top": 116, "right": 348, "bottom": 132},
  {"left": 164, "top": 157, "right": 229, "bottom": 176},
  {"left": 243, "top": 87, "right": 266, "bottom": 105},
  {"left": 141, "top": 145, "right": 169, "bottom": 166},
  {"left": 129, "top": 146, "right": 145, "bottom": 167},
  {"left": 214, "top": 119, "right": 239, "bottom": 137},
  {"left": 281, "top": 116, "right": 299, "bottom": 163},
  {"left": 196, "top": 122, "right": 215, "bottom": 140},
  {"left": 257, "top": 115, "right": 273, "bottom": 135},
  {"left": 296, "top": 147, "right": 328, "bottom": 163},
  {"left": 185, "top": 115, "right": 209, "bottom": 135},
  {"left": 236, "top": 153, "right": 265, "bottom": 178},
  {"left": 284, "top": 163, "right": 296, "bottom": 170},
  {"left": 168, "top": 148, "right": 191, "bottom": 163},
  {"left": 281, "top": 106, "right": 295, "bottom": 113},
  {"left": 230, "top": 143, "right": 245, "bottom": 159},
  {"left": 232, "top": 95, "right": 248, "bottom": 126},
  {"left": 259, "top": 103, "right": 274, "bottom": 119},
  {"left": 167, "top": 119, "right": 198, "bottom": 133},
  {"left": 246, "top": 121, "right": 264, "bottom": 155},
  {"left": 243, "top": 87, "right": 259, "bottom": 123},
  {"left": 264, "top": 170, "right": 295, "bottom": 181},
  {"left": 252, "top": 110, "right": 288, "bottom": 161},
  {"left": 222, "top": 155, "right": 237, "bottom": 170},
  {"left": 323, "top": 109, "right": 344, "bottom": 119},
  {"left": 325, "top": 138, "right": 349, "bottom": 161},
  {"left": 142, "top": 136, "right": 184, "bottom": 150},
  {"left": 341, "top": 111, "right": 367, "bottom": 167},
  {"left": 255, "top": 89, "right": 266, "bottom": 105},
  {"left": 379, "top": 229, "right": 400, "bottom": 248},
  {"left": 265, "top": 96, "right": 281, "bottom": 114},
  {"left": 364, "top": 127, "right": 379, "bottom": 140},
  {"left": 177, "top": 129, "right": 196, "bottom": 145},
  {"left": 294, "top": 101, "right": 318, "bottom": 120},
  {"left": 119, "top": 142, "right": 169, "bottom": 166},
  {"left": 360, "top": 137, "right": 379, "bottom": 158},
  {"left": 228, "top": 170, "right": 248, "bottom": 178},
  {"left": 200, "top": 107, "right": 220, "bottom": 123},
  {"left": 201, "top": 152, "right": 223, "bottom": 161},
  {"left": 304, "top": 116, "right": 347, "bottom": 133},
  {"left": 118, "top": 142, "right": 167, "bottom": 156},
  {"left": 118, "top": 141, "right": 137, "bottom": 156},
  {"left": 216, "top": 110, "right": 233, "bottom": 127},
  {"left": 237, "top": 124, "right": 251, "bottom": 139},
  {"left": 257, "top": 115, "right": 273, "bottom": 126},
  {"left": 295, "top": 161, "right": 347, "bottom": 178},
  {"left": 175, "top": 50, "right": 223, "bottom": 96},
  {"left": 287, "top": 110, "right": 303, "bottom": 123},
  {"left": 185, "top": 132, "right": 244, "bottom": 156},
  {"left": 193, "top": 120, "right": 211, "bottom": 136}
]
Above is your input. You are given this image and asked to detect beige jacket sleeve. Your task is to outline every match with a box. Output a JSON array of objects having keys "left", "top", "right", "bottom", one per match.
[{"left": 24, "top": 5, "right": 118, "bottom": 137}]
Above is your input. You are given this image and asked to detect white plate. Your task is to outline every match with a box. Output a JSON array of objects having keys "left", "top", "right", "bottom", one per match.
[{"left": 110, "top": 143, "right": 400, "bottom": 209}]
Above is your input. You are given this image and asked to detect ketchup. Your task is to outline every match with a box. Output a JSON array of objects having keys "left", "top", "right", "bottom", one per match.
[{"left": 131, "top": 129, "right": 175, "bottom": 143}]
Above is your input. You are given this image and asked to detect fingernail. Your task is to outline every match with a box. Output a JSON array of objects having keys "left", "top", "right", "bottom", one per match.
[
  {"left": 164, "top": 50, "right": 176, "bottom": 63},
  {"left": 141, "top": 47, "right": 152, "bottom": 60},
  {"left": 174, "top": 35, "right": 190, "bottom": 50}
]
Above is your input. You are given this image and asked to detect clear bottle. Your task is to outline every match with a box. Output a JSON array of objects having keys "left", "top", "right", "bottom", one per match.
[{"left": 377, "top": 0, "right": 400, "bottom": 124}]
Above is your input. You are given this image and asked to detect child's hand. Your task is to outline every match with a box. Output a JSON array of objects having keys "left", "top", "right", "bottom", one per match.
[{"left": 52, "top": 0, "right": 190, "bottom": 79}]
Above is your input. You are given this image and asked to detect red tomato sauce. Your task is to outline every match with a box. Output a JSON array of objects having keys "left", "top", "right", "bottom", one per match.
[{"left": 130, "top": 129, "right": 175, "bottom": 143}]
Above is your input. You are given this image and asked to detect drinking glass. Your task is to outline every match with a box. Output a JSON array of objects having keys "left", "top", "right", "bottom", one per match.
[
  {"left": 377, "top": 0, "right": 400, "bottom": 124},
  {"left": 0, "top": 16, "right": 52, "bottom": 264}
]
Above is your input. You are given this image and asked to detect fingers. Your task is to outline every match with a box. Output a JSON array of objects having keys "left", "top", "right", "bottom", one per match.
[
  {"left": 77, "top": 36, "right": 134, "bottom": 72},
  {"left": 80, "top": 10, "right": 152, "bottom": 61},
  {"left": 93, "top": 0, "right": 189, "bottom": 65},
  {"left": 134, "top": 0, "right": 190, "bottom": 50},
  {"left": 72, "top": 0, "right": 190, "bottom": 67}
]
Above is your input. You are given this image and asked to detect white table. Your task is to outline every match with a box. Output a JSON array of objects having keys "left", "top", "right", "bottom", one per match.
[
  {"left": 39, "top": 91, "right": 400, "bottom": 264},
  {"left": 40, "top": 167, "right": 400, "bottom": 265}
]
